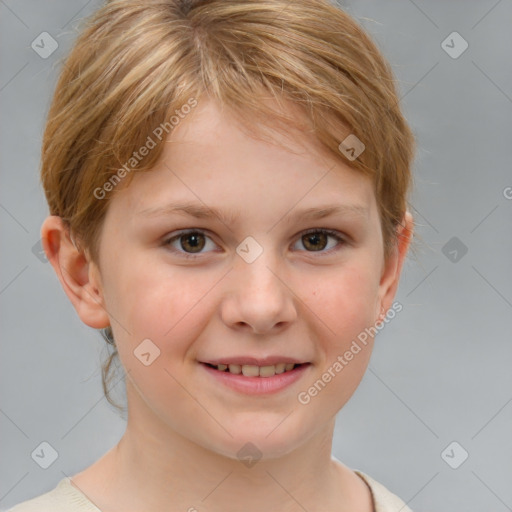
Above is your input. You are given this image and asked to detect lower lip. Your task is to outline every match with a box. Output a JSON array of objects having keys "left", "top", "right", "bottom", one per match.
[{"left": 200, "top": 363, "right": 310, "bottom": 395}]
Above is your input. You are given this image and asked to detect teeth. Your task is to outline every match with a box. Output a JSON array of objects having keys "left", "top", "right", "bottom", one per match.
[
  {"left": 228, "top": 364, "right": 241, "bottom": 374},
  {"left": 259, "top": 365, "right": 276, "bottom": 378},
  {"left": 241, "top": 365, "right": 260, "bottom": 377},
  {"left": 275, "top": 363, "right": 286, "bottom": 374},
  {"left": 213, "top": 363, "right": 300, "bottom": 377}
]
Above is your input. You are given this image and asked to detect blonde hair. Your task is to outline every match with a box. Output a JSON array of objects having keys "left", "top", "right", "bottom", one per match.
[{"left": 41, "top": 0, "right": 416, "bottom": 412}]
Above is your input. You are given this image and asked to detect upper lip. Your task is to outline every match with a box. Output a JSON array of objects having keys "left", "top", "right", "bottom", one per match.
[{"left": 200, "top": 356, "right": 309, "bottom": 366}]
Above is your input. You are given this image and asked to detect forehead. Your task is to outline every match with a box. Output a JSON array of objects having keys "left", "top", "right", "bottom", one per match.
[{"left": 109, "top": 99, "right": 378, "bottom": 227}]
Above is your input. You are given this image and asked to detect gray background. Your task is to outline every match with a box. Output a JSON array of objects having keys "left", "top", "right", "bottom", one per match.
[{"left": 1, "top": 1, "right": 511, "bottom": 510}]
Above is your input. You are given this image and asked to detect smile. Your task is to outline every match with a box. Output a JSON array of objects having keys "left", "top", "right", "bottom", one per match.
[
  {"left": 204, "top": 362, "right": 302, "bottom": 377},
  {"left": 199, "top": 361, "right": 311, "bottom": 395}
]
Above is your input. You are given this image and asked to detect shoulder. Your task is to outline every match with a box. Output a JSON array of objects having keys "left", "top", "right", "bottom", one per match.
[
  {"left": 354, "top": 471, "right": 413, "bottom": 512},
  {"left": 7, "top": 478, "right": 101, "bottom": 512}
]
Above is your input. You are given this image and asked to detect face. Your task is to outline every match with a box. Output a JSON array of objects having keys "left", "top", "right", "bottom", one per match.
[{"left": 68, "top": 99, "right": 408, "bottom": 460}]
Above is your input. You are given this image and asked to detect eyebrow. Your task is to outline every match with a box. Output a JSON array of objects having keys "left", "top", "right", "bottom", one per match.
[{"left": 137, "top": 201, "right": 369, "bottom": 225}]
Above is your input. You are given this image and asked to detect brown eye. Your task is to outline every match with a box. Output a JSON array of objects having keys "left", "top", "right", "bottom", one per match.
[
  {"left": 302, "top": 231, "right": 328, "bottom": 251},
  {"left": 164, "top": 230, "right": 216, "bottom": 257},
  {"left": 179, "top": 232, "right": 206, "bottom": 253},
  {"left": 292, "top": 229, "right": 345, "bottom": 255}
]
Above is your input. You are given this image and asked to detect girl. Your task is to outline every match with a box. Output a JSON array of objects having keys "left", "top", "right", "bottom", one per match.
[{"left": 10, "top": 1, "right": 416, "bottom": 510}]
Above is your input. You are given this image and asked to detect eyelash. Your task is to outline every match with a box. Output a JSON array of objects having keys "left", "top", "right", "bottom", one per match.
[{"left": 162, "top": 228, "right": 347, "bottom": 260}]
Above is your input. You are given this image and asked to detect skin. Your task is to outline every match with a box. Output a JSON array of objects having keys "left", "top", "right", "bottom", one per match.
[{"left": 42, "top": 98, "right": 413, "bottom": 512}]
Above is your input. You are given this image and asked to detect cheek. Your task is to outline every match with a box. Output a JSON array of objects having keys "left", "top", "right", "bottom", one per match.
[
  {"left": 107, "top": 264, "right": 220, "bottom": 408},
  {"left": 309, "top": 260, "right": 380, "bottom": 349},
  {"left": 298, "top": 264, "right": 378, "bottom": 416},
  {"left": 108, "top": 260, "right": 219, "bottom": 358}
]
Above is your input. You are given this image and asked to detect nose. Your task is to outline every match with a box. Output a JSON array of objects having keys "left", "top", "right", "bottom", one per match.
[{"left": 219, "top": 251, "right": 298, "bottom": 335}]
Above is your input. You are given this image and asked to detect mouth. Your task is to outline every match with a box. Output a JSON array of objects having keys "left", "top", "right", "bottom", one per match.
[
  {"left": 201, "top": 362, "right": 307, "bottom": 378},
  {"left": 199, "top": 359, "right": 311, "bottom": 395}
]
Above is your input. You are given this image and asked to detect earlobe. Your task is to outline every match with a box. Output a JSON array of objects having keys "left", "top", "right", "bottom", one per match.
[
  {"left": 41, "top": 216, "right": 110, "bottom": 329},
  {"left": 375, "top": 211, "right": 414, "bottom": 321}
]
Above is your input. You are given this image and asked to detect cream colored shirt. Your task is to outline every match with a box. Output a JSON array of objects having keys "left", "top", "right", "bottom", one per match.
[{"left": 8, "top": 471, "right": 412, "bottom": 512}]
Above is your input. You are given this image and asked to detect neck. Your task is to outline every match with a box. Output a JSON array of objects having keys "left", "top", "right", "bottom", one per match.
[{"left": 73, "top": 383, "right": 371, "bottom": 512}]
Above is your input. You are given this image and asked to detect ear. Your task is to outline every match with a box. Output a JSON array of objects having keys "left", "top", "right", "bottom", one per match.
[
  {"left": 41, "top": 216, "right": 110, "bottom": 329},
  {"left": 375, "top": 211, "right": 414, "bottom": 321}
]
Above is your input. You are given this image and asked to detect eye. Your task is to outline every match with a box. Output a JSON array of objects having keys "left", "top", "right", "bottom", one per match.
[
  {"left": 163, "top": 229, "right": 217, "bottom": 258},
  {"left": 163, "top": 228, "right": 346, "bottom": 259},
  {"left": 292, "top": 229, "right": 345, "bottom": 254}
]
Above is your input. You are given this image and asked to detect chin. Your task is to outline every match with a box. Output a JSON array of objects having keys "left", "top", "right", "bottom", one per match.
[{"left": 197, "top": 417, "right": 313, "bottom": 463}]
